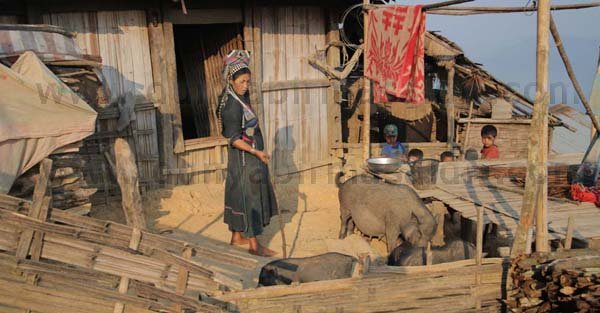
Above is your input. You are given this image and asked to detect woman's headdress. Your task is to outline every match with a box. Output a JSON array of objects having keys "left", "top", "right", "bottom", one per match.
[
  {"left": 223, "top": 50, "right": 250, "bottom": 81},
  {"left": 217, "top": 50, "right": 252, "bottom": 132}
]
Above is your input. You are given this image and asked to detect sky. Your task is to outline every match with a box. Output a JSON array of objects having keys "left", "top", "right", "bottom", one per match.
[{"left": 386, "top": 0, "right": 600, "bottom": 112}]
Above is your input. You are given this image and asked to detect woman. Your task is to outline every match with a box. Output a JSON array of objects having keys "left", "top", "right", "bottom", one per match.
[{"left": 217, "top": 50, "right": 277, "bottom": 257}]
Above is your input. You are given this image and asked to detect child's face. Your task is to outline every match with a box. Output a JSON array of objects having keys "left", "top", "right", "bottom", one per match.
[
  {"left": 385, "top": 134, "right": 397, "bottom": 145},
  {"left": 442, "top": 156, "right": 453, "bottom": 162},
  {"left": 482, "top": 135, "right": 495, "bottom": 148},
  {"left": 409, "top": 156, "right": 419, "bottom": 162}
]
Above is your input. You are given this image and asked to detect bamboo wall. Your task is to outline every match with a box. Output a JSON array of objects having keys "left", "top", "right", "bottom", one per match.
[
  {"left": 457, "top": 120, "right": 552, "bottom": 160},
  {"left": 258, "top": 6, "right": 330, "bottom": 179},
  {"left": 43, "top": 11, "right": 155, "bottom": 103}
]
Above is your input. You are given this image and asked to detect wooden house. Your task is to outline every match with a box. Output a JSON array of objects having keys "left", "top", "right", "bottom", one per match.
[{"left": 0, "top": 0, "right": 571, "bottom": 193}]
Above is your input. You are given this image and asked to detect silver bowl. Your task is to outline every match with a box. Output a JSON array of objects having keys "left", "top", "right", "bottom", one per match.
[{"left": 367, "top": 157, "right": 401, "bottom": 173}]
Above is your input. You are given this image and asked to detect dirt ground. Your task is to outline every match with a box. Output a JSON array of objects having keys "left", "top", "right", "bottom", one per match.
[{"left": 91, "top": 176, "right": 384, "bottom": 260}]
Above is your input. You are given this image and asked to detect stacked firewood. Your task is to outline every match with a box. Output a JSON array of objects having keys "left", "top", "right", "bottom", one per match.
[
  {"left": 478, "top": 164, "right": 577, "bottom": 198},
  {"left": 50, "top": 64, "right": 109, "bottom": 110},
  {"left": 9, "top": 153, "right": 96, "bottom": 214},
  {"left": 508, "top": 250, "right": 600, "bottom": 312}
]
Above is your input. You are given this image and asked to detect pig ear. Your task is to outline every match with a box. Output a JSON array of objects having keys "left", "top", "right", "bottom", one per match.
[{"left": 411, "top": 212, "right": 422, "bottom": 224}]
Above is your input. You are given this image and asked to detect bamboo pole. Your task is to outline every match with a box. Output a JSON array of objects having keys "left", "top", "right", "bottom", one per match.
[
  {"left": 475, "top": 204, "right": 484, "bottom": 310},
  {"left": 362, "top": 0, "right": 371, "bottom": 164},
  {"left": 445, "top": 62, "right": 456, "bottom": 145},
  {"left": 511, "top": 0, "right": 550, "bottom": 256},
  {"left": 428, "top": 2, "right": 600, "bottom": 13},
  {"left": 462, "top": 99, "right": 475, "bottom": 159},
  {"left": 549, "top": 15, "right": 600, "bottom": 134}
]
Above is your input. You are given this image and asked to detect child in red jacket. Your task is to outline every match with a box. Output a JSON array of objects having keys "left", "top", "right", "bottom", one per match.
[{"left": 480, "top": 125, "right": 500, "bottom": 160}]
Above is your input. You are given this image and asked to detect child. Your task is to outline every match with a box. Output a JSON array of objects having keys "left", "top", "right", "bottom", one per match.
[
  {"left": 480, "top": 125, "right": 500, "bottom": 160},
  {"left": 440, "top": 151, "right": 454, "bottom": 162},
  {"left": 381, "top": 124, "right": 406, "bottom": 159},
  {"left": 407, "top": 149, "right": 424, "bottom": 163}
]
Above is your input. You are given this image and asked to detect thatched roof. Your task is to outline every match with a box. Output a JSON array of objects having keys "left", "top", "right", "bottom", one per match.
[{"left": 425, "top": 31, "right": 569, "bottom": 128}]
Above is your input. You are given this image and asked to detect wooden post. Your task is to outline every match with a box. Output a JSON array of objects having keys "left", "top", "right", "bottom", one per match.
[
  {"left": 462, "top": 99, "right": 474, "bottom": 159},
  {"left": 565, "top": 216, "right": 574, "bottom": 250},
  {"left": 327, "top": 9, "right": 343, "bottom": 164},
  {"left": 114, "top": 138, "right": 147, "bottom": 230},
  {"left": 425, "top": 242, "right": 432, "bottom": 266},
  {"left": 362, "top": 0, "right": 371, "bottom": 163},
  {"left": 15, "top": 159, "right": 52, "bottom": 260},
  {"left": 475, "top": 205, "right": 483, "bottom": 310},
  {"left": 476, "top": 206, "right": 483, "bottom": 269},
  {"left": 445, "top": 62, "right": 456, "bottom": 145},
  {"left": 511, "top": 0, "right": 550, "bottom": 256}
]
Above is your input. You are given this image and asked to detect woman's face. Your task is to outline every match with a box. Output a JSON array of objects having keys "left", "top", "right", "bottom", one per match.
[{"left": 230, "top": 73, "right": 251, "bottom": 96}]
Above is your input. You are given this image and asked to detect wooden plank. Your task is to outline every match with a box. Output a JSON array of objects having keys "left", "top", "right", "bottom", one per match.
[
  {"left": 173, "top": 246, "right": 193, "bottom": 312},
  {"left": 29, "top": 195, "right": 52, "bottom": 262},
  {"left": 165, "top": 8, "right": 242, "bottom": 24},
  {"left": 261, "top": 79, "right": 330, "bottom": 92},
  {"left": 113, "top": 227, "right": 142, "bottom": 313},
  {"left": 15, "top": 159, "right": 52, "bottom": 259}
]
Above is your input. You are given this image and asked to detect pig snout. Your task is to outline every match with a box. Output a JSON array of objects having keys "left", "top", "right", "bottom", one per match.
[{"left": 388, "top": 240, "right": 476, "bottom": 266}]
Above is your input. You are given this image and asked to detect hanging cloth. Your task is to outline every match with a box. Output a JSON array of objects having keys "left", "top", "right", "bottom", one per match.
[{"left": 365, "top": 5, "right": 426, "bottom": 104}]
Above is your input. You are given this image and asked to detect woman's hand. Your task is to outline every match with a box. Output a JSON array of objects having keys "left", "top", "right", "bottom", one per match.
[{"left": 253, "top": 150, "right": 270, "bottom": 164}]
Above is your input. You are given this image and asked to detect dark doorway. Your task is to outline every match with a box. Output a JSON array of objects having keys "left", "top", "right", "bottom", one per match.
[{"left": 173, "top": 23, "right": 244, "bottom": 140}]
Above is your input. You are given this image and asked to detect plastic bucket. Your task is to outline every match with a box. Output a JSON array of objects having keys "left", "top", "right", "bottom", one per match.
[{"left": 410, "top": 159, "right": 439, "bottom": 190}]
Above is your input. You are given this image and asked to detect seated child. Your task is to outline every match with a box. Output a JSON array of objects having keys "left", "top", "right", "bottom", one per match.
[
  {"left": 407, "top": 149, "right": 424, "bottom": 163},
  {"left": 381, "top": 124, "right": 406, "bottom": 159},
  {"left": 440, "top": 151, "right": 454, "bottom": 162},
  {"left": 480, "top": 125, "right": 500, "bottom": 160}
]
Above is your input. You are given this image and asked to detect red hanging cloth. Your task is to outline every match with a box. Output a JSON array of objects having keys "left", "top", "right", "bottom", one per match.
[{"left": 365, "top": 5, "right": 426, "bottom": 104}]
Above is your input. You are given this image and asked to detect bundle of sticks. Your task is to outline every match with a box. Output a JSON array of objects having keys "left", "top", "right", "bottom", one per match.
[
  {"left": 507, "top": 250, "right": 600, "bottom": 313},
  {"left": 9, "top": 153, "right": 96, "bottom": 214},
  {"left": 478, "top": 164, "right": 578, "bottom": 198}
]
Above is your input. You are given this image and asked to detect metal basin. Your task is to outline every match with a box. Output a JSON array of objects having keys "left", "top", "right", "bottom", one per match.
[{"left": 367, "top": 157, "right": 401, "bottom": 174}]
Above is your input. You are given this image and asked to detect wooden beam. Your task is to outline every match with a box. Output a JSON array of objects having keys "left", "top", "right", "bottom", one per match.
[
  {"left": 362, "top": 0, "right": 371, "bottom": 164},
  {"left": 147, "top": 9, "right": 177, "bottom": 186},
  {"left": 261, "top": 79, "right": 330, "bottom": 92},
  {"left": 163, "top": 20, "right": 185, "bottom": 154},
  {"left": 165, "top": 8, "right": 242, "bottom": 25},
  {"left": 511, "top": 0, "right": 550, "bottom": 256},
  {"left": 114, "top": 138, "right": 147, "bottom": 230}
]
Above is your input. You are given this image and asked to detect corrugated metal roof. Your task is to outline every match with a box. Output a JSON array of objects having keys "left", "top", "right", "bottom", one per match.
[{"left": 550, "top": 104, "right": 591, "bottom": 154}]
